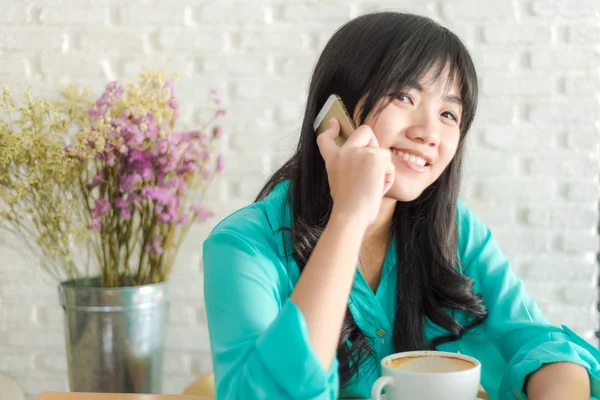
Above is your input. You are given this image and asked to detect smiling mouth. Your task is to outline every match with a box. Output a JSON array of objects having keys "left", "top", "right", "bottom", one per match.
[{"left": 391, "top": 149, "right": 431, "bottom": 168}]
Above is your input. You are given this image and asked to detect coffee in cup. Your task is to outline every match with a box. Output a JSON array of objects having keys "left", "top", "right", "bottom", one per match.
[
  {"left": 371, "top": 350, "right": 481, "bottom": 400},
  {"left": 388, "top": 354, "right": 476, "bottom": 373}
]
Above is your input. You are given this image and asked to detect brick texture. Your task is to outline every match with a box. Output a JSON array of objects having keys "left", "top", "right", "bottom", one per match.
[{"left": 0, "top": 1, "right": 598, "bottom": 399}]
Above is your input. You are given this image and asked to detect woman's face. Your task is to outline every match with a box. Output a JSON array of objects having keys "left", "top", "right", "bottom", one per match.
[{"left": 357, "top": 67, "right": 463, "bottom": 202}]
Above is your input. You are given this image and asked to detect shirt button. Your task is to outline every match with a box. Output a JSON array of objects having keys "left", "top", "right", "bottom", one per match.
[{"left": 376, "top": 328, "right": 386, "bottom": 343}]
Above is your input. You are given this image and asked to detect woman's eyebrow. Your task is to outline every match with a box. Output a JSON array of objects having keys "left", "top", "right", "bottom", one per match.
[
  {"left": 443, "top": 94, "right": 463, "bottom": 107},
  {"left": 405, "top": 82, "right": 424, "bottom": 92}
]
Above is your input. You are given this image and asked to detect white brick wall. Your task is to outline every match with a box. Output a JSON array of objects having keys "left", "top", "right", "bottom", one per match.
[{"left": 0, "top": 1, "right": 598, "bottom": 398}]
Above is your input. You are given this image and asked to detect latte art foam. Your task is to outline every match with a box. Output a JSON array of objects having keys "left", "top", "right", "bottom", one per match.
[{"left": 387, "top": 355, "right": 475, "bottom": 373}]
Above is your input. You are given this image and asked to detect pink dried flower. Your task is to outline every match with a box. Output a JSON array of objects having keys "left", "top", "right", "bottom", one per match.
[
  {"left": 168, "top": 98, "right": 180, "bottom": 110},
  {"left": 87, "top": 173, "right": 105, "bottom": 189},
  {"left": 106, "top": 153, "right": 115, "bottom": 166},
  {"left": 88, "top": 222, "right": 102, "bottom": 231},
  {"left": 212, "top": 126, "right": 223, "bottom": 139},
  {"left": 154, "top": 138, "right": 168, "bottom": 155},
  {"left": 162, "top": 80, "right": 175, "bottom": 96},
  {"left": 123, "top": 125, "right": 144, "bottom": 147},
  {"left": 120, "top": 173, "right": 142, "bottom": 193},
  {"left": 145, "top": 236, "right": 163, "bottom": 255},
  {"left": 179, "top": 214, "right": 189, "bottom": 225},
  {"left": 145, "top": 122, "right": 158, "bottom": 140},
  {"left": 106, "top": 81, "right": 118, "bottom": 91},
  {"left": 192, "top": 204, "right": 213, "bottom": 222},
  {"left": 216, "top": 155, "right": 224, "bottom": 172},
  {"left": 120, "top": 208, "right": 132, "bottom": 219},
  {"left": 127, "top": 193, "right": 142, "bottom": 204},
  {"left": 142, "top": 186, "right": 175, "bottom": 205},
  {"left": 128, "top": 150, "right": 146, "bottom": 163},
  {"left": 91, "top": 196, "right": 110, "bottom": 219},
  {"left": 159, "top": 212, "right": 173, "bottom": 223},
  {"left": 140, "top": 166, "right": 154, "bottom": 180},
  {"left": 114, "top": 198, "right": 128, "bottom": 209},
  {"left": 164, "top": 177, "right": 187, "bottom": 193},
  {"left": 114, "top": 86, "right": 124, "bottom": 99}
]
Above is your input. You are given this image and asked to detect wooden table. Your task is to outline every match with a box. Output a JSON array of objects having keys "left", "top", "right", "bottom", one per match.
[
  {"left": 36, "top": 390, "right": 489, "bottom": 400},
  {"left": 36, "top": 393, "right": 213, "bottom": 400}
]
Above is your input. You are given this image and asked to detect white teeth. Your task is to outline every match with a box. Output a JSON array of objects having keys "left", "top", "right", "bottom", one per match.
[{"left": 394, "top": 150, "right": 427, "bottom": 167}]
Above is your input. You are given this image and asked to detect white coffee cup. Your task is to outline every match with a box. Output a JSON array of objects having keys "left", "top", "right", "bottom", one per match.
[{"left": 371, "top": 350, "right": 481, "bottom": 400}]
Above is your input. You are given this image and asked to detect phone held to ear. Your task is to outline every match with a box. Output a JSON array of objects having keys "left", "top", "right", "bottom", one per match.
[{"left": 313, "top": 94, "right": 356, "bottom": 147}]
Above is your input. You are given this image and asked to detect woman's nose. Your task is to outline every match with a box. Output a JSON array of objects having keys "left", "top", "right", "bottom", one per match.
[{"left": 404, "top": 116, "right": 440, "bottom": 148}]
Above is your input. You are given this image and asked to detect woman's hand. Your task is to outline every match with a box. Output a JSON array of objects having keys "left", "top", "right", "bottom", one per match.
[
  {"left": 317, "top": 118, "right": 395, "bottom": 226},
  {"left": 289, "top": 118, "right": 395, "bottom": 371}
]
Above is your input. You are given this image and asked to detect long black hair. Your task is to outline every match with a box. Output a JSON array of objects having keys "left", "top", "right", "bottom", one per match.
[{"left": 256, "top": 12, "right": 487, "bottom": 388}]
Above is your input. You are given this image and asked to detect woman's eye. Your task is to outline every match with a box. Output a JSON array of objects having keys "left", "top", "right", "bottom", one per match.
[
  {"left": 393, "top": 93, "right": 413, "bottom": 104},
  {"left": 441, "top": 111, "right": 458, "bottom": 123}
]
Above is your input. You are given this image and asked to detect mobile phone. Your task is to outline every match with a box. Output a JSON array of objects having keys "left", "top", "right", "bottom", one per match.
[{"left": 313, "top": 94, "right": 356, "bottom": 147}]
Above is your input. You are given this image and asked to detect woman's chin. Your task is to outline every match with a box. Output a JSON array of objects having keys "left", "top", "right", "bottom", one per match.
[{"left": 385, "top": 183, "right": 425, "bottom": 202}]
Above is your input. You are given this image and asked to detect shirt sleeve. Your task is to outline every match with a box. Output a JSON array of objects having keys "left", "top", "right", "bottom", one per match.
[
  {"left": 458, "top": 202, "right": 600, "bottom": 399},
  {"left": 203, "top": 228, "right": 340, "bottom": 400}
]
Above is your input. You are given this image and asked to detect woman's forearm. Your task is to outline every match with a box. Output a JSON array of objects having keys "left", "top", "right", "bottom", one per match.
[
  {"left": 526, "top": 362, "right": 590, "bottom": 400},
  {"left": 290, "top": 210, "right": 368, "bottom": 371}
]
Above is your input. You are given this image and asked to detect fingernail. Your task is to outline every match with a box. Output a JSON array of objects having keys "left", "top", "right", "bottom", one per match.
[{"left": 330, "top": 118, "right": 336, "bottom": 124}]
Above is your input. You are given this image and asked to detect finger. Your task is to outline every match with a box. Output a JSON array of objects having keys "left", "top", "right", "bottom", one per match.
[
  {"left": 366, "top": 133, "right": 380, "bottom": 149},
  {"left": 344, "top": 125, "right": 379, "bottom": 149},
  {"left": 382, "top": 160, "right": 395, "bottom": 195},
  {"left": 316, "top": 118, "right": 341, "bottom": 163},
  {"left": 366, "top": 147, "right": 392, "bottom": 160}
]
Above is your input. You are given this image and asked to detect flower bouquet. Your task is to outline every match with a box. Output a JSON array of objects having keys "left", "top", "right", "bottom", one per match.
[
  {"left": 0, "top": 69, "right": 225, "bottom": 287},
  {"left": 0, "top": 69, "right": 226, "bottom": 393}
]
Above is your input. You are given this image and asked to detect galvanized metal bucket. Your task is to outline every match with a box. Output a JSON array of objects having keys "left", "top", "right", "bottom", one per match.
[{"left": 59, "top": 278, "right": 168, "bottom": 393}]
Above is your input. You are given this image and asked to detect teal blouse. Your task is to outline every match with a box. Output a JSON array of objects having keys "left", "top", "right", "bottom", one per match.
[{"left": 203, "top": 182, "right": 600, "bottom": 399}]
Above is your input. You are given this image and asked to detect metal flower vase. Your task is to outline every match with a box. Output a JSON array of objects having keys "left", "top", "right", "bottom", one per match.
[{"left": 59, "top": 278, "right": 168, "bottom": 393}]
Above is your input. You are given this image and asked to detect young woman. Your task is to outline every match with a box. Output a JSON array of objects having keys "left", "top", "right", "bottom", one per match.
[{"left": 202, "top": 12, "right": 600, "bottom": 400}]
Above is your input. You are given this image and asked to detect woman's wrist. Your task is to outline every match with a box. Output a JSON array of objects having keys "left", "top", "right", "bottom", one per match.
[{"left": 329, "top": 206, "right": 371, "bottom": 234}]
